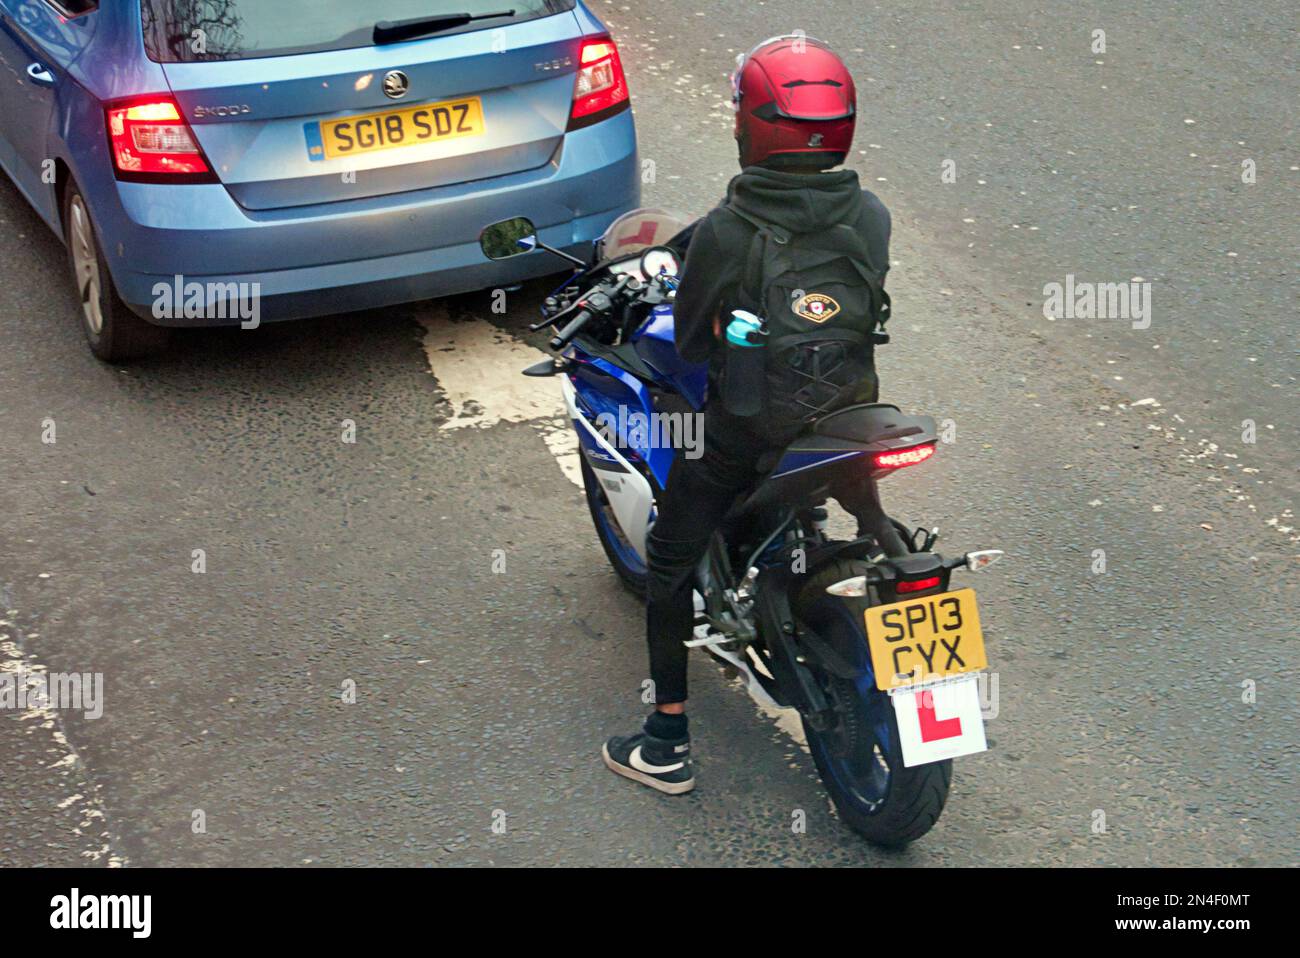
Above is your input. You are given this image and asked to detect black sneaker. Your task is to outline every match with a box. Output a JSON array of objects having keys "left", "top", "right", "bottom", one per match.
[{"left": 602, "top": 730, "right": 695, "bottom": 795}]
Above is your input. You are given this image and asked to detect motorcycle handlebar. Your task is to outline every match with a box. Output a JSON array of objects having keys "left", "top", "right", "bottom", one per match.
[
  {"left": 548, "top": 308, "right": 595, "bottom": 351},
  {"left": 545, "top": 274, "right": 637, "bottom": 351}
]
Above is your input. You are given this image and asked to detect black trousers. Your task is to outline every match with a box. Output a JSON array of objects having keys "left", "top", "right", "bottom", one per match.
[
  {"left": 644, "top": 414, "right": 768, "bottom": 705},
  {"left": 643, "top": 404, "right": 884, "bottom": 706},
  {"left": 645, "top": 218, "right": 747, "bottom": 705}
]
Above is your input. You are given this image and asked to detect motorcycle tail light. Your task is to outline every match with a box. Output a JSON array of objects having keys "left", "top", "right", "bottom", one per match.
[
  {"left": 896, "top": 575, "right": 942, "bottom": 593},
  {"left": 873, "top": 443, "right": 936, "bottom": 470}
]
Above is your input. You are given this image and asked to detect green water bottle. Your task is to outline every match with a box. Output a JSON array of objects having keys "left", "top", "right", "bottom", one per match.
[{"left": 722, "top": 309, "right": 765, "bottom": 417}]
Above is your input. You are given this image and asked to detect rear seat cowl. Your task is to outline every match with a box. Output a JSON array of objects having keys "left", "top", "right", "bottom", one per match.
[{"left": 813, "top": 403, "right": 927, "bottom": 442}]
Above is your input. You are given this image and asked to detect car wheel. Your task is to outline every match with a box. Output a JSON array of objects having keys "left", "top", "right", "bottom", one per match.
[{"left": 63, "top": 183, "right": 169, "bottom": 361}]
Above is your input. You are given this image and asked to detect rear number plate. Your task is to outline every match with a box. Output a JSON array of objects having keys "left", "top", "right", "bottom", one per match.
[
  {"left": 864, "top": 587, "right": 987, "bottom": 690},
  {"left": 305, "top": 97, "right": 485, "bottom": 161}
]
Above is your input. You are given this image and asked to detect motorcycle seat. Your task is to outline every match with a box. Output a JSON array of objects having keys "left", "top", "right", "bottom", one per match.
[{"left": 812, "top": 403, "right": 929, "bottom": 444}]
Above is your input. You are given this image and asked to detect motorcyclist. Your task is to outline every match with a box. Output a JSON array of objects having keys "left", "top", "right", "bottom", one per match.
[{"left": 602, "top": 36, "right": 893, "bottom": 794}]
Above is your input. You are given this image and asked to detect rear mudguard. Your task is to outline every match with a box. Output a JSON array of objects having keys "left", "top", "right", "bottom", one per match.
[
  {"left": 753, "top": 563, "right": 831, "bottom": 718},
  {"left": 755, "top": 536, "right": 897, "bottom": 722}
]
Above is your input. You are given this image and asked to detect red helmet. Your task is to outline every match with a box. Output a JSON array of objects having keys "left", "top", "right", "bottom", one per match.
[{"left": 731, "top": 35, "right": 856, "bottom": 170}]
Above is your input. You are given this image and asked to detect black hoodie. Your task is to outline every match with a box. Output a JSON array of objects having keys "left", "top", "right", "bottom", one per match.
[{"left": 673, "top": 166, "right": 891, "bottom": 366}]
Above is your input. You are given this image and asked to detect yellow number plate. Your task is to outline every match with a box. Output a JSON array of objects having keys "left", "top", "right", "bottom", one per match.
[
  {"left": 309, "top": 97, "right": 485, "bottom": 161},
  {"left": 865, "top": 588, "right": 987, "bottom": 691}
]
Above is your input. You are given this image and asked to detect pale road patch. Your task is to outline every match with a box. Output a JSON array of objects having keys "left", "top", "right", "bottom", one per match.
[
  {"left": 418, "top": 309, "right": 562, "bottom": 429},
  {"left": 418, "top": 308, "right": 583, "bottom": 488},
  {"left": 1, "top": 604, "right": 127, "bottom": 867},
  {"left": 534, "top": 417, "right": 583, "bottom": 488},
  {"left": 734, "top": 677, "right": 808, "bottom": 748},
  {"left": 417, "top": 311, "right": 807, "bottom": 738}
]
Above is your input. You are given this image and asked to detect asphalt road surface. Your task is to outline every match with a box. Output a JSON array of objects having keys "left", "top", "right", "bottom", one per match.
[{"left": 1, "top": 1, "right": 1296, "bottom": 867}]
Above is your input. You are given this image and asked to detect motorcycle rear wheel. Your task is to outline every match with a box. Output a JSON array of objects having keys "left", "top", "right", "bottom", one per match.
[{"left": 795, "top": 559, "right": 952, "bottom": 847}]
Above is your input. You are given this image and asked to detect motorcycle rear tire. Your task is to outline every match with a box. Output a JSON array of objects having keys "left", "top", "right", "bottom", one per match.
[{"left": 796, "top": 559, "right": 952, "bottom": 847}]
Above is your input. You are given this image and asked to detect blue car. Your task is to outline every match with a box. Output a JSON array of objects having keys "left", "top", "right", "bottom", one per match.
[{"left": 0, "top": 0, "right": 640, "bottom": 359}]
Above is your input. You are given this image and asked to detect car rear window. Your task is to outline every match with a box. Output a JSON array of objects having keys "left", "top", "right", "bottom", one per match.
[{"left": 141, "top": 1, "right": 575, "bottom": 63}]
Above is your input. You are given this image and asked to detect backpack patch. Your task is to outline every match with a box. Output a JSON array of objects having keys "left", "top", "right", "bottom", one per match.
[
  {"left": 793, "top": 292, "right": 840, "bottom": 323},
  {"left": 722, "top": 201, "right": 889, "bottom": 442}
]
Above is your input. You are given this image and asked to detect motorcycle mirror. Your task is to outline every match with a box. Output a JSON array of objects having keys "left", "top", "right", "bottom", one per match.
[{"left": 479, "top": 217, "right": 538, "bottom": 260}]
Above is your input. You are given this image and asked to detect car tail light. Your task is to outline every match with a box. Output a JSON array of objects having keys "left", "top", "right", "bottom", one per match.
[
  {"left": 568, "top": 37, "right": 630, "bottom": 130},
  {"left": 106, "top": 97, "right": 215, "bottom": 182},
  {"left": 873, "top": 443, "right": 937, "bottom": 470},
  {"left": 896, "top": 576, "right": 942, "bottom": 593}
]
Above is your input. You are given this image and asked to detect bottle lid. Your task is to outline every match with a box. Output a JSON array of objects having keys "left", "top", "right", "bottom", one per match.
[{"left": 726, "top": 310, "right": 764, "bottom": 346}]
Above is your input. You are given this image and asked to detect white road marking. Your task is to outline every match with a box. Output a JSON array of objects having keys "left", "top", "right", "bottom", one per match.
[
  {"left": 535, "top": 417, "right": 583, "bottom": 489},
  {"left": 418, "top": 308, "right": 583, "bottom": 488},
  {"left": 419, "top": 310, "right": 561, "bottom": 428},
  {"left": 736, "top": 678, "right": 808, "bottom": 748},
  {"left": 1, "top": 609, "right": 126, "bottom": 867}
]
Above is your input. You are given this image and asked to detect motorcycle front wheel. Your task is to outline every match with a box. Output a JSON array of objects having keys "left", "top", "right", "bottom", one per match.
[
  {"left": 795, "top": 559, "right": 952, "bottom": 847},
  {"left": 579, "top": 454, "right": 649, "bottom": 597}
]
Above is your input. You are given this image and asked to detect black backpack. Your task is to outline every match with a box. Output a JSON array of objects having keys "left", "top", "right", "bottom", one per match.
[{"left": 724, "top": 203, "right": 891, "bottom": 444}]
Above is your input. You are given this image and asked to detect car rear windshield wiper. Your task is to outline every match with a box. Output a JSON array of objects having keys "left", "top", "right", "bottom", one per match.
[{"left": 373, "top": 10, "right": 516, "bottom": 45}]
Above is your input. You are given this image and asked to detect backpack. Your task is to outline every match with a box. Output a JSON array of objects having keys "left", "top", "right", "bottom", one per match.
[{"left": 724, "top": 203, "right": 891, "bottom": 444}]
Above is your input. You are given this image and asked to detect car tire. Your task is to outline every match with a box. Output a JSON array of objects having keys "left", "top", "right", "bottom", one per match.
[{"left": 62, "top": 182, "right": 169, "bottom": 362}]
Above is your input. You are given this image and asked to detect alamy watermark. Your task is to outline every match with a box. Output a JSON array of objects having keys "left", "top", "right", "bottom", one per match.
[
  {"left": 1042, "top": 274, "right": 1151, "bottom": 329},
  {"left": 50, "top": 889, "right": 150, "bottom": 938},
  {"left": 593, "top": 407, "right": 704, "bottom": 459},
  {"left": 152, "top": 275, "right": 261, "bottom": 329},
  {"left": 0, "top": 671, "right": 103, "bottom": 719}
]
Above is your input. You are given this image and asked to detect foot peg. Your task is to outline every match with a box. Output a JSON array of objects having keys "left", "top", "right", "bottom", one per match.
[{"left": 684, "top": 630, "right": 731, "bottom": 650}]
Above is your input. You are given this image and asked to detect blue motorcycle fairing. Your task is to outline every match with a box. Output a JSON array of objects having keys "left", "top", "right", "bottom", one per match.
[
  {"left": 564, "top": 304, "right": 866, "bottom": 490},
  {"left": 551, "top": 264, "right": 881, "bottom": 494},
  {"left": 568, "top": 355, "right": 675, "bottom": 489},
  {"left": 627, "top": 304, "right": 708, "bottom": 410},
  {"left": 771, "top": 448, "right": 867, "bottom": 479}
]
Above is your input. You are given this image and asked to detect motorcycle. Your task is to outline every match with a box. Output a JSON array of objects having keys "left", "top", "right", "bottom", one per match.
[{"left": 480, "top": 209, "right": 1004, "bottom": 846}]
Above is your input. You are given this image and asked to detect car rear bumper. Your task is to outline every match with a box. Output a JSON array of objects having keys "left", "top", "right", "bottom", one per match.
[{"left": 96, "top": 112, "right": 639, "bottom": 325}]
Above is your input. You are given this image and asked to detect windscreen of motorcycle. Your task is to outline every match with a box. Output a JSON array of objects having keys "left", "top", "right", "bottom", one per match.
[{"left": 597, "top": 207, "right": 694, "bottom": 260}]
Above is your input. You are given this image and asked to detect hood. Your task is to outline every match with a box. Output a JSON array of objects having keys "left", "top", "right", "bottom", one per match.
[{"left": 726, "top": 166, "right": 863, "bottom": 234}]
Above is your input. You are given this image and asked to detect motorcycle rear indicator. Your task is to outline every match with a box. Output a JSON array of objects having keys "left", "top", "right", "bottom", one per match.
[{"left": 873, "top": 443, "right": 937, "bottom": 469}]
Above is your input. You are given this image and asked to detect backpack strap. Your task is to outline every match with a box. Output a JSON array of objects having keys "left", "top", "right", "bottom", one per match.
[
  {"left": 770, "top": 328, "right": 869, "bottom": 349},
  {"left": 722, "top": 204, "right": 788, "bottom": 317},
  {"left": 816, "top": 222, "right": 893, "bottom": 337}
]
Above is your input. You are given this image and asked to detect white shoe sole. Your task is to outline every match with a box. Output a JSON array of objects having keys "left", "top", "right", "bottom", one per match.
[{"left": 602, "top": 742, "right": 696, "bottom": 795}]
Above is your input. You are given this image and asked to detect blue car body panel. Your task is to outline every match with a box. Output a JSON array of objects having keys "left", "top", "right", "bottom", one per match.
[{"left": 0, "top": 0, "right": 640, "bottom": 324}]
